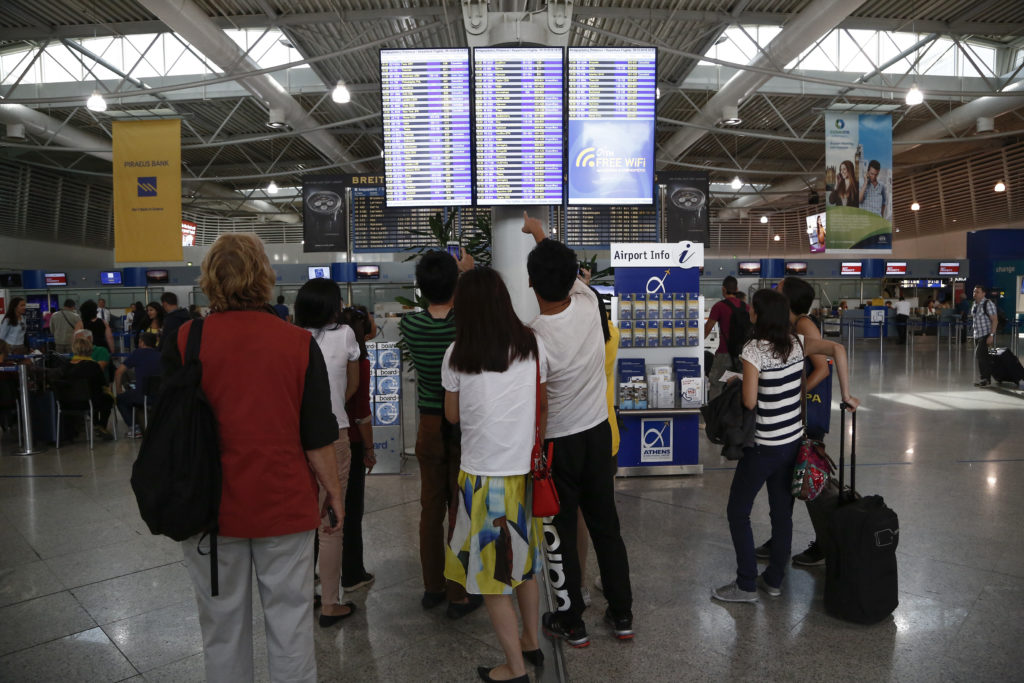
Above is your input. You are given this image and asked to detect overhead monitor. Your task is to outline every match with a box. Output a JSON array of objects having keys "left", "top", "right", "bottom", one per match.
[
  {"left": 181, "top": 220, "right": 197, "bottom": 247},
  {"left": 474, "top": 47, "right": 564, "bottom": 205},
  {"left": 380, "top": 48, "right": 471, "bottom": 207},
  {"left": 805, "top": 212, "right": 826, "bottom": 253},
  {"left": 355, "top": 265, "right": 380, "bottom": 280},
  {"left": 307, "top": 266, "right": 331, "bottom": 281},
  {"left": 0, "top": 273, "right": 22, "bottom": 287},
  {"left": 100, "top": 271, "right": 123, "bottom": 285},
  {"left": 738, "top": 261, "right": 761, "bottom": 275},
  {"left": 841, "top": 261, "right": 862, "bottom": 276},
  {"left": 44, "top": 272, "right": 67, "bottom": 287},
  {"left": 785, "top": 262, "right": 808, "bottom": 275},
  {"left": 885, "top": 261, "right": 907, "bottom": 275},
  {"left": 938, "top": 262, "right": 960, "bottom": 275},
  {"left": 145, "top": 269, "right": 169, "bottom": 284},
  {"left": 567, "top": 47, "right": 657, "bottom": 205}
]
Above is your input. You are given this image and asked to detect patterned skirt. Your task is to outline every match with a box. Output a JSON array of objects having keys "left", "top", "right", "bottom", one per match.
[{"left": 444, "top": 471, "right": 542, "bottom": 595}]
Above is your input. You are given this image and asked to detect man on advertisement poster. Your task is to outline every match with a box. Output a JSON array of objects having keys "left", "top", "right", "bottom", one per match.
[{"left": 859, "top": 160, "right": 888, "bottom": 218}]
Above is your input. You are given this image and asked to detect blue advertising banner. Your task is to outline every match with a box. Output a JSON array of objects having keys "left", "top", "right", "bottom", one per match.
[{"left": 825, "top": 113, "right": 893, "bottom": 252}]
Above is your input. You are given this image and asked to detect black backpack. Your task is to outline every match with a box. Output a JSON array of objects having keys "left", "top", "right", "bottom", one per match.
[
  {"left": 130, "top": 319, "right": 222, "bottom": 594},
  {"left": 723, "top": 298, "right": 752, "bottom": 367}
]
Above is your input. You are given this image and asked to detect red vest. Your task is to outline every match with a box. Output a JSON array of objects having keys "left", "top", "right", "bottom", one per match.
[{"left": 179, "top": 311, "right": 320, "bottom": 538}]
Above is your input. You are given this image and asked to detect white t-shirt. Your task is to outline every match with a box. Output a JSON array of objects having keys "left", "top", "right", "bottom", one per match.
[
  {"left": 441, "top": 338, "right": 548, "bottom": 476},
  {"left": 895, "top": 300, "right": 911, "bottom": 316},
  {"left": 308, "top": 325, "right": 361, "bottom": 430},
  {"left": 529, "top": 279, "right": 608, "bottom": 439},
  {"left": 741, "top": 334, "right": 805, "bottom": 446}
]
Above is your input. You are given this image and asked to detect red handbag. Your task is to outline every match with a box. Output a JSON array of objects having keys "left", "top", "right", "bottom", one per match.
[{"left": 530, "top": 357, "right": 560, "bottom": 518}]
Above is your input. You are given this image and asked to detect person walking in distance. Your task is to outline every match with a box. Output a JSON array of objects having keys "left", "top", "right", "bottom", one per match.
[{"left": 971, "top": 285, "right": 998, "bottom": 387}]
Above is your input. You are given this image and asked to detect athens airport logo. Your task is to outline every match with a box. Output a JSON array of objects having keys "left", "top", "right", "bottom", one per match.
[
  {"left": 641, "top": 418, "right": 673, "bottom": 462},
  {"left": 137, "top": 177, "right": 158, "bottom": 197},
  {"left": 574, "top": 146, "right": 646, "bottom": 170},
  {"left": 834, "top": 119, "right": 846, "bottom": 130}
]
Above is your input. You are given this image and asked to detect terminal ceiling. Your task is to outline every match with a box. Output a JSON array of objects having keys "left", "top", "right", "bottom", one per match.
[{"left": 1, "top": 0, "right": 1023, "bottom": 247}]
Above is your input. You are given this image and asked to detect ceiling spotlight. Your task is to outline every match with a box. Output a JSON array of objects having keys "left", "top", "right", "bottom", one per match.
[
  {"left": 906, "top": 83, "right": 923, "bottom": 106},
  {"left": 86, "top": 91, "right": 107, "bottom": 112},
  {"left": 332, "top": 80, "right": 351, "bottom": 104},
  {"left": 267, "top": 106, "right": 288, "bottom": 129},
  {"left": 656, "top": 87, "right": 661, "bottom": 100},
  {"left": 773, "top": 234, "right": 781, "bottom": 241},
  {"left": 994, "top": 181, "right": 1006, "bottom": 192},
  {"left": 760, "top": 215, "right": 768, "bottom": 224},
  {"left": 267, "top": 180, "right": 279, "bottom": 194},
  {"left": 730, "top": 176, "right": 742, "bottom": 190},
  {"left": 910, "top": 201, "right": 920, "bottom": 211},
  {"left": 721, "top": 105, "right": 742, "bottom": 126}
]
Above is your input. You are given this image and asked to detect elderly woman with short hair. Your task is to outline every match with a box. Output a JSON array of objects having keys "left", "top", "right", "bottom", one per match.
[{"left": 164, "top": 233, "right": 344, "bottom": 683}]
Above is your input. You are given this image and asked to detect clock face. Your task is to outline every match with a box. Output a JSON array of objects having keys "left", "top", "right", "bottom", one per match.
[
  {"left": 670, "top": 187, "right": 705, "bottom": 211},
  {"left": 307, "top": 191, "right": 342, "bottom": 215}
]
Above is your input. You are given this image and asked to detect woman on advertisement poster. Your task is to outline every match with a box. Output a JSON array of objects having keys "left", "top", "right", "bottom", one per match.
[{"left": 828, "top": 160, "right": 859, "bottom": 208}]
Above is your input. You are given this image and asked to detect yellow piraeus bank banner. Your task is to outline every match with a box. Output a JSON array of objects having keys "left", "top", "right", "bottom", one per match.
[{"left": 113, "top": 119, "right": 183, "bottom": 262}]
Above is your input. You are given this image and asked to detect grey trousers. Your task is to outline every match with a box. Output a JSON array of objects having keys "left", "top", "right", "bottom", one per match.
[{"left": 182, "top": 529, "right": 317, "bottom": 683}]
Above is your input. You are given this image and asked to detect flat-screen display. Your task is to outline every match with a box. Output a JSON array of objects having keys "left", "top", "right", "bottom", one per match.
[
  {"left": 938, "top": 262, "right": 960, "bottom": 275},
  {"left": 841, "top": 262, "right": 862, "bottom": 276},
  {"left": 567, "top": 47, "right": 657, "bottom": 205},
  {"left": 785, "top": 262, "right": 808, "bottom": 275},
  {"left": 181, "top": 220, "right": 197, "bottom": 247},
  {"left": 307, "top": 266, "right": 331, "bottom": 280},
  {"left": 145, "top": 269, "right": 168, "bottom": 284},
  {"left": 0, "top": 273, "right": 21, "bottom": 287},
  {"left": 886, "top": 261, "right": 907, "bottom": 275},
  {"left": 356, "top": 265, "right": 380, "bottom": 280},
  {"left": 100, "top": 271, "right": 123, "bottom": 285},
  {"left": 805, "top": 212, "right": 826, "bottom": 253},
  {"left": 738, "top": 261, "right": 761, "bottom": 275},
  {"left": 44, "top": 272, "right": 67, "bottom": 286},
  {"left": 380, "top": 48, "right": 471, "bottom": 207},
  {"left": 475, "top": 47, "right": 563, "bottom": 205}
]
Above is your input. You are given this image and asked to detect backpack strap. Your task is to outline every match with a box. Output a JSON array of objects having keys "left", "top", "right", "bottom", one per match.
[
  {"left": 184, "top": 318, "right": 217, "bottom": 596},
  {"left": 184, "top": 318, "right": 204, "bottom": 363}
]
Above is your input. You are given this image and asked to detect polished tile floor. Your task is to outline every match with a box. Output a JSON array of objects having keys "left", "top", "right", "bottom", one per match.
[{"left": 1, "top": 336, "right": 1023, "bottom": 682}]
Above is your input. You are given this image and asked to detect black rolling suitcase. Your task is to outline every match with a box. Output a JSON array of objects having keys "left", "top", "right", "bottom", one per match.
[
  {"left": 990, "top": 348, "right": 1024, "bottom": 385},
  {"left": 823, "top": 405, "right": 899, "bottom": 624}
]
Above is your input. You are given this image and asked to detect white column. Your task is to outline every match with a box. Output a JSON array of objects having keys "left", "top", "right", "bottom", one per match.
[{"left": 491, "top": 206, "right": 542, "bottom": 323}]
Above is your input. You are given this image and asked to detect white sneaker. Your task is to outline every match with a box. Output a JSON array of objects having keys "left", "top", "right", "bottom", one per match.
[
  {"left": 757, "top": 575, "right": 782, "bottom": 597},
  {"left": 712, "top": 581, "right": 758, "bottom": 603}
]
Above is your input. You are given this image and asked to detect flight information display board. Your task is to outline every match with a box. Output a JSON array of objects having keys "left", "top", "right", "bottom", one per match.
[
  {"left": 350, "top": 186, "right": 441, "bottom": 252},
  {"left": 474, "top": 47, "right": 564, "bottom": 205},
  {"left": 380, "top": 49, "right": 472, "bottom": 207},
  {"left": 567, "top": 47, "right": 657, "bottom": 205},
  {"left": 563, "top": 204, "right": 657, "bottom": 247}
]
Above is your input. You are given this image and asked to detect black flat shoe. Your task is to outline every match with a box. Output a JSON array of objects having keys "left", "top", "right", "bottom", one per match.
[
  {"left": 447, "top": 594, "right": 483, "bottom": 619},
  {"left": 522, "top": 649, "right": 544, "bottom": 667},
  {"left": 476, "top": 666, "right": 528, "bottom": 683},
  {"left": 421, "top": 590, "right": 446, "bottom": 609},
  {"left": 318, "top": 602, "right": 356, "bottom": 627}
]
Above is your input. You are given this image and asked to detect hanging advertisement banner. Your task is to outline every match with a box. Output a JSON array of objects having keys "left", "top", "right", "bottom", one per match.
[
  {"left": 302, "top": 175, "right": 348, "bottom": 252},
  {"left": 824, "top": 113, "right": 893, "bottom": 252},
  {"left": 113, "top": 120, "right": 183, "bottom": 262},
  {"left": 655, "top": 170, "right": 709, "bottom": 245},
  {"left": 806, "top": 211, "right": 827, "bottom": 253}
]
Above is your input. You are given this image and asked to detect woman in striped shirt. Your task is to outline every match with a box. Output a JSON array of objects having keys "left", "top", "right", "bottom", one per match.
[{"left": 713, "top": 288, "right": 859, "bottom": 603}]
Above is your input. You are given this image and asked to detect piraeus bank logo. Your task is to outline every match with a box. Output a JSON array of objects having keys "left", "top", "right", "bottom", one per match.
[
  {"left": 834, "top": 119, "right": 846, "bottom": 130},
  {"left": 137, "top": 177, "right": 157, "bottom": 197},
  {"left": 574, "top": 146, "right": 646, "bottom": 170},
  {"left": 640, "top": 418, "right": 673, "bottom": 462}
]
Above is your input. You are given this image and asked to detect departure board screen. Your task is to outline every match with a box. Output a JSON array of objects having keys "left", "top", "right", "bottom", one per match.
[
  {"left": 350, "top": 185, "right": 442, "bottom": 252},
  {"left": 567, "top": 47, "right": 657, "bottom": 205},
  {"left": 380, "top": 49, "right": 472, "bottom": 207},
  {"left": 563, "top": 204, "right": 657, "bottom": 247},
  {"left": 474, "top": 47, "right": 564, "bottom": 205}
]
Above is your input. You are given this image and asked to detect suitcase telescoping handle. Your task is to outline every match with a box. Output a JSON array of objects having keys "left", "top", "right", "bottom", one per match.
[{"left": 839, "top": 402, "right": 857, "bottom": 495}]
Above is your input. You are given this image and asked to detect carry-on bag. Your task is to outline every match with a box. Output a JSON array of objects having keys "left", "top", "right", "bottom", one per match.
[
  {"left": 823, "top": 404, "right": 900, "bottom": 624},
  {"left": 989, "top": 348, "right": 1024, "bottom": 385}
]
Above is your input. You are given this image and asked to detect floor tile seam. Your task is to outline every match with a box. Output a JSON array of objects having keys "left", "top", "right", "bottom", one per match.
[
  {"left": 15, "top": 525, "right": 146, "bottom": 559},
  {"left": 613, "top": 488, "right": 726, "bottom": 517},
  {"left": 53, "top": 558, "right": 185, "bottom": 594},
  {"left": 0, "top": 622, "right": 103, "bottom": 660},
  {"left": 362, "top": 497, "right": 422, "bottom": 515}
]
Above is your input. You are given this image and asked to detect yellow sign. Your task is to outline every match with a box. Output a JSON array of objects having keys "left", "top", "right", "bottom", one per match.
[{"left": 113, "top": 119, "right": 182, "bottom": 262}]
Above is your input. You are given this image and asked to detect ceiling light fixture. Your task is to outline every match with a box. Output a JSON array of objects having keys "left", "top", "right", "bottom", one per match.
[
  {"left": 86, "top": 91, "right": 107, "bottom": 112},
  {"left": 656, "top": 87, "right": 661, "bottom": 100},
  {"left": 994, "top": 181, "right": 1006, "bottom": 192},
  {"left": 721, "top": 105, "right": 742, "bottom": 126},
  {"left": 760, "top": 215, "right": 768, "bottom": 224},
  {"left": 730, "top": 176, "right": 742, "bottom": 190},
  {"left": 332, "top": 80, "right": 351, "bottom": 104},
  {"left": 910, "top": 201, "right": 920, "bottom": 211},
  {"left": 267, "top": 180, "right": 279, "bottom": 194},
  {"left": 905, "top": 83, "right": 923, "bottom": 106},
  {"left": 773, "top": 234, "right": 781, "bottom": 241}
]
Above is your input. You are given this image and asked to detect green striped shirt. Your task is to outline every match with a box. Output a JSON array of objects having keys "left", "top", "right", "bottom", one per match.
[{"left": 400, "top": 309, "right": 456, "bottom": 413}]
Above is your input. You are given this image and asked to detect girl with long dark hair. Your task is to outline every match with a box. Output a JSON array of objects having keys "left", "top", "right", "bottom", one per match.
[
  {"left": 442, "top": 268, "right": 547, "bottom": 683},
  {"left": 294, "top": 278, "right": 361, "bottom": 627},
  {"left": 0, "top": 297, "right": 28, "bottom": 354},
  {"left": 829, "top": 159, "right": 859, "bottom": 207},
  {"left": 712, "top": 288, "right": 859, "bottom": 604}
]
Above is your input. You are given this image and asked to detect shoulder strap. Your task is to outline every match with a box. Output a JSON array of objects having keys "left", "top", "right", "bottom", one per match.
[
  {"left": 184, "top": 318, "right": 204, "bottom": 364},
  {"left": 534, "top": 355, "right": 541, "bottom": 444}
]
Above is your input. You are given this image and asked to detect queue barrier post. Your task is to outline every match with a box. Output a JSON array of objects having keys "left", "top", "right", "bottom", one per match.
[{"left": 14, "top": 363, "right": 45, "bottom": 456}]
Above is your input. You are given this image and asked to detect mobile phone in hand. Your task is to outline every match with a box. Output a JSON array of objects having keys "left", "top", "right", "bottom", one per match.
[{"left": 326, "top": 506, "right": 338, "bottom": 527}]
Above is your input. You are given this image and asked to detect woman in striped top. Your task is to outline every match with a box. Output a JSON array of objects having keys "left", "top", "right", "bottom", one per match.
[{"left": 713, "top": 288, "right": 859, "bottom": 603}]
